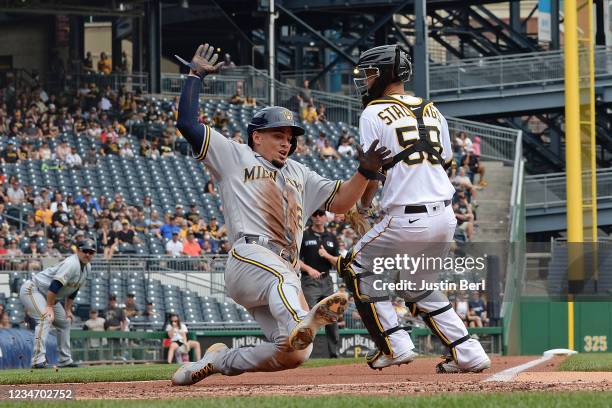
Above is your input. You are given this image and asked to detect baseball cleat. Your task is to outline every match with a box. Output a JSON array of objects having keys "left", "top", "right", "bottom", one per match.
[
  {"left": 289, "top": 292, "right": 348, "bottom": 351},
  {"left": 436, "top": 355, "right": 491, "bottom": 374},
  {"left": 171, "top": 343, "right": 228, "bottom": 386},
  {"left": 31, "top": 362, "right": 47, "bottom": 369},
  {"left": 367, "top": 349, "right": 418, "bottom": 370}
]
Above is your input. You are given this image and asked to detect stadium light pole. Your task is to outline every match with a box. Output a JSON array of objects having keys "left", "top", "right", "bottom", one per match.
[
  {"left": 564, "top": 0, "right": 582, "bottom": 352},
  {"left": 268, "top": 0, "right": 276, "bottom": 105}
]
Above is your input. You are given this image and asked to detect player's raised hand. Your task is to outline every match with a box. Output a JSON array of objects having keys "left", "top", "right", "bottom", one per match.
[
  {"left": 175, "top": 43, "right": 224, "bottom": 78},
  {"left": 355, "top": 140, "right": 392, "bottom": 181}
]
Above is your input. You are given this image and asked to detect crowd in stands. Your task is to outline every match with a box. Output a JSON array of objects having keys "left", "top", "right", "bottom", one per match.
[{"left": 0, "top": 70, "right": 492, "bottom": 336}]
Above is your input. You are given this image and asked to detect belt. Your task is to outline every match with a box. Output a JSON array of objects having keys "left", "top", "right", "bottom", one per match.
[
  {"left": 386, "top": 200, "right": 451, "bottom": 216},
  {"left": 236, "top": 235, "right": 297, "bottom": 264}
]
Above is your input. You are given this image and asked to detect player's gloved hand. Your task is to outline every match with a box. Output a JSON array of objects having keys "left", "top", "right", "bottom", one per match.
[
  {"left": 175, "top": 43, "right": 224, "bottom": 79},
  {"left": 356, "top": 140, "right": 391, "bottom": 181}
]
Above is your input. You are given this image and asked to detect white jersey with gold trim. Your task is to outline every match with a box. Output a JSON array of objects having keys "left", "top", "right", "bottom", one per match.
[{"left": 359, "top": 94, "right": 455, "bottom": 208}]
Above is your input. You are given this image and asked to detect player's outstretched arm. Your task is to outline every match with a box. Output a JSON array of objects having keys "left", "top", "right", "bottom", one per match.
[
  {"left": 176, "top": 43, "right": 224, "bottom": 152},
  {"left": 328, "top": 140, "right": 390, "bottom": 214}
]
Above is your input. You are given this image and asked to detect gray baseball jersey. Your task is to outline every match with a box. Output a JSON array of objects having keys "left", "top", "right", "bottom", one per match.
[
  {"left": 33, "top": 254, "right": 90, "bottom": 300},
  {"left": 193, "top": 125, "right": 341, "bottom": 254}
]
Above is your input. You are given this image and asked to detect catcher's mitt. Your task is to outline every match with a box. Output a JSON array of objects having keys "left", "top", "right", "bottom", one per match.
[{"left": 344, "top": 205, "right": 371, "bottom": 236}]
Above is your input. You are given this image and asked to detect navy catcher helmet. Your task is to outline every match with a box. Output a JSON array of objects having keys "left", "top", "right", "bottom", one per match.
[
  {"left": 354, "top": 44, "right": 412, "bottom": 107},
  {"left": 247, "top": 106, "right": 304, "bottom": 156}
]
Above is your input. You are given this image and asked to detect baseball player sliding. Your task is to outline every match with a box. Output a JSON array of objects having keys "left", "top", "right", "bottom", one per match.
[
  {"left": 171, "top": 43, "right": 391, "bottom": 385},
  {"left": 337, "top": 44, "right": 491, "bottom": 373}
]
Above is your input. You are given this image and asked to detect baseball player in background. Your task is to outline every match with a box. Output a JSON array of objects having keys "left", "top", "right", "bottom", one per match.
[
  {"left": 171, "top": 43, "right": 391, "bottom": 385},
  {"left": 337, "top": 44, "right": 491, "bottom": 373},
  {"left": 19, "top": 239, "right": 96, "bottom": 368}
]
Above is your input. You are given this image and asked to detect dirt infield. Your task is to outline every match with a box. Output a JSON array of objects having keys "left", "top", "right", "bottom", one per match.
[{"left": 3, "top": 355, "right": 612, "bottom": 399}]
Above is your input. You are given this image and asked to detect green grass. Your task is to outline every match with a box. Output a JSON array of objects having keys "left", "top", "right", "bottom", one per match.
[
  {"left": 2, "top": 393, "right": 612, "bottom": 407},
  {"left": 0, "top": 358, "right": 361, "bottom": 385},
  {"left": 559, "top": 352, "right": 612, "bottom": 371}
]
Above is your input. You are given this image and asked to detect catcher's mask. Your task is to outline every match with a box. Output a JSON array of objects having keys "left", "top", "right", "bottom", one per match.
[
  {"left": 247, "top": 106, "right": 304, "bottom": 156},
  {"left": 353, "top": 44, "right": 412, "bottom": 108}
]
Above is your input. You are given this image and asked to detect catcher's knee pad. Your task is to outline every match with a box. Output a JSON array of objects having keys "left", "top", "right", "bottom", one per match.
[
  {"left": 337, "top": 254, "right": 407, "bottom": 355},
  {"left": 407, "top": 293, "right": 470, "bottom": 362}
]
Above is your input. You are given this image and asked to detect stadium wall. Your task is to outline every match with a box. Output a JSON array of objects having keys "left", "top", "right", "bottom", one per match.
[{"left": 0, "top": 22, "right": 50, "bottom": 75}]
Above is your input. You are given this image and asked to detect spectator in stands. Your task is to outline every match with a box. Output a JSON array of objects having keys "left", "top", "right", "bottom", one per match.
[
  {"left": 82, "top": 51, "right": 95, "bottom": 73},
  {"left": 98, "top": 52, "right": 112, "bottom": 75},
  {"left": 109, "top": 193, "right": 126, "bottom": 212},
  {"left": 166, "top": 231, "right": 183, "bottom": 256},
  {"left": 6, "top": 176, "right": 25, "bottom": 205},
  {"left": 7, "top": 239, "right": 23, "bottom": 270},
  {"left": 185, "top": 204, "right": 200, "bottom": 225},
  {"left": 231, "top": 130, "right": 244, "bottom": 144},
  {"left": 220, "top": 53, "right": 236, "bottom": 70},
  {"left": 461, "top": 147, "right": 486, "bottom": 187},
  {"left": 468, "top": 291, "right": 488, "bottom": 327},
  {"left": 124, "top": 293, "right": 139, "bottom": 319},
  {"left": 453, "top": 192, "right": 474, "bottom": 241},
  {"left": 83, "top": 309, "right": 107, "bottom": 348},
  {"left": 337, "top": 136, "right": 356, "bottom": 158},
  {"left": 34, "top": 202, "right": 53, "bottom": 227},
  {"left": 472, "top": 136, "right": 481, "bottom": 157},
  {"left": 315, "top": 132, "right": 327, "bottom": 151},
  {"left": 45, "top": 238, "right": 60, "bottom": 257},
  {"left": 160, "top": 214, "right": 181, "bottom": 240},
  {"left": 54, "top": 232, "right": 73, "bottom": 254},
  {"left": 182, "top": 232, "right": 202, "bottom": 257},
  {"left": 299, "top": 79, "right": 313, "bottom": 103},
  {"left": 166, "top": 313, "right": 201, "bottom": 364},
  {"left": 294, "top": 136, "right": 310, "bottom": 155},
  {"left": 454, "top": 292, "right": 482, "bottom": 328},
  {"left": 0, "top": 311, "right": 11, "bottom": 328},
  {"left": 65, "top": 146, "right": 82, "bottom": 168},
  {"left": 301, "top": 102, "right": 318, "bottom": 123},
  {"left": 218, "top": 237, "right": 231, "bottom": 255},
  {"left": 148, "top": 210, "right": 163, "bottom": 237},
  {"left": 319, "top": 139, "right": 340, "bottom": 160},
  {"left": 229, "top": 89, "right": 245, "bottom": 105},
  {"left": 451, "top": 166, "right": 478, "bottom": 200},
  {"left": 119, "top": 141, "right": 135, "bottom": 158},
  {"left": 0, "top": 237, "right": 8, "bottom": 269},
  {"left": 23, "top": 238, "right": 42, "bottom": 270},
  {"left": 108, "top": 219, "right": 138, "bottom": 256},
  {"left": 50, "top": 192, "right": 68, "bottom": 213},
  {"left": 55, "top": 140, "right": 71, "bottom": 162},
  {"left": 38, "top": 142, "right": 52, "bottom": 161},
  {"left": 212, "top": 110, "right": 229, "bottom": 129},
  {"left": 104, "top": 294, "right": 127, "bottom": 331},
  {"left": 142, "top": 302, "right": 159, "bottom": 320},
  {"left": 1, "top": 140, "right": 19, "bottom": 164},
  {"left": 205, "top": 177, "right": 217, "bottom": 196},
  {"left": 317, "top": 104, "right": 327, "bottom": 123},
  {"left": 97, "top": 219, "right": 113, "bottom": 257}
]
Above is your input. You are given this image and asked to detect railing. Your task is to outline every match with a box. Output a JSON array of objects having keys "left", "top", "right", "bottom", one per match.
[
  {"left": 525, "top": 168, "right": 612, "bottom": 209},
  {"left": 445, "top": 118, "right": 519, "bottom": 162},
  {"left": 501, "top": 130, "right": 526, "bottom": 355},
  {"left": 429, "top": 46, "right": 612, "bottom": 96}
]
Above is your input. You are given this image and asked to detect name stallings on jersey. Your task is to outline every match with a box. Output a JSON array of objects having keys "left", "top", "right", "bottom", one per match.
[{"left": 359, "top": 94, "right": 455, "bottom": 208}]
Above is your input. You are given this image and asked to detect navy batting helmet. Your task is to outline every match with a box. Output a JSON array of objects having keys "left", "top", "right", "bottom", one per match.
[
  {"left": 247, "top": 106, "right": 304, "bottom": 156},
  {"left": 354, "top": 44, "right": 412, "bottom": 107}
]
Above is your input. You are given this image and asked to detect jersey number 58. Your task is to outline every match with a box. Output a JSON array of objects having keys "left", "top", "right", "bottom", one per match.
[{"left": 395, "top": 124, "right": 443, "bottom": 166}]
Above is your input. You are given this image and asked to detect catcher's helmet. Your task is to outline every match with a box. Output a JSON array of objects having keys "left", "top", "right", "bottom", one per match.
[
  {"left": 354, "top": 44, "right": 412, "bottom": 107},
  {"left": 247, "top": 106, "right": 304, "bottom": 156}
]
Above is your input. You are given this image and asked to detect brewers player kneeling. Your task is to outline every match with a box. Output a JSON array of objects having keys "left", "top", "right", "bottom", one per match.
[
  {"left": 19, "top": 239, "right": 96, "bottom": 368},
  {"left": 171, "top": 43, "right": 391, "bottom": 385},
  {"left": 337, "top": 45, "right": 491, "bottom": 373}
]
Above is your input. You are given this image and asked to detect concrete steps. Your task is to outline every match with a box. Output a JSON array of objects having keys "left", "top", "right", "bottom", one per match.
[{"left": 471, "top": 161, "right": 514, "bottom": 243}]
